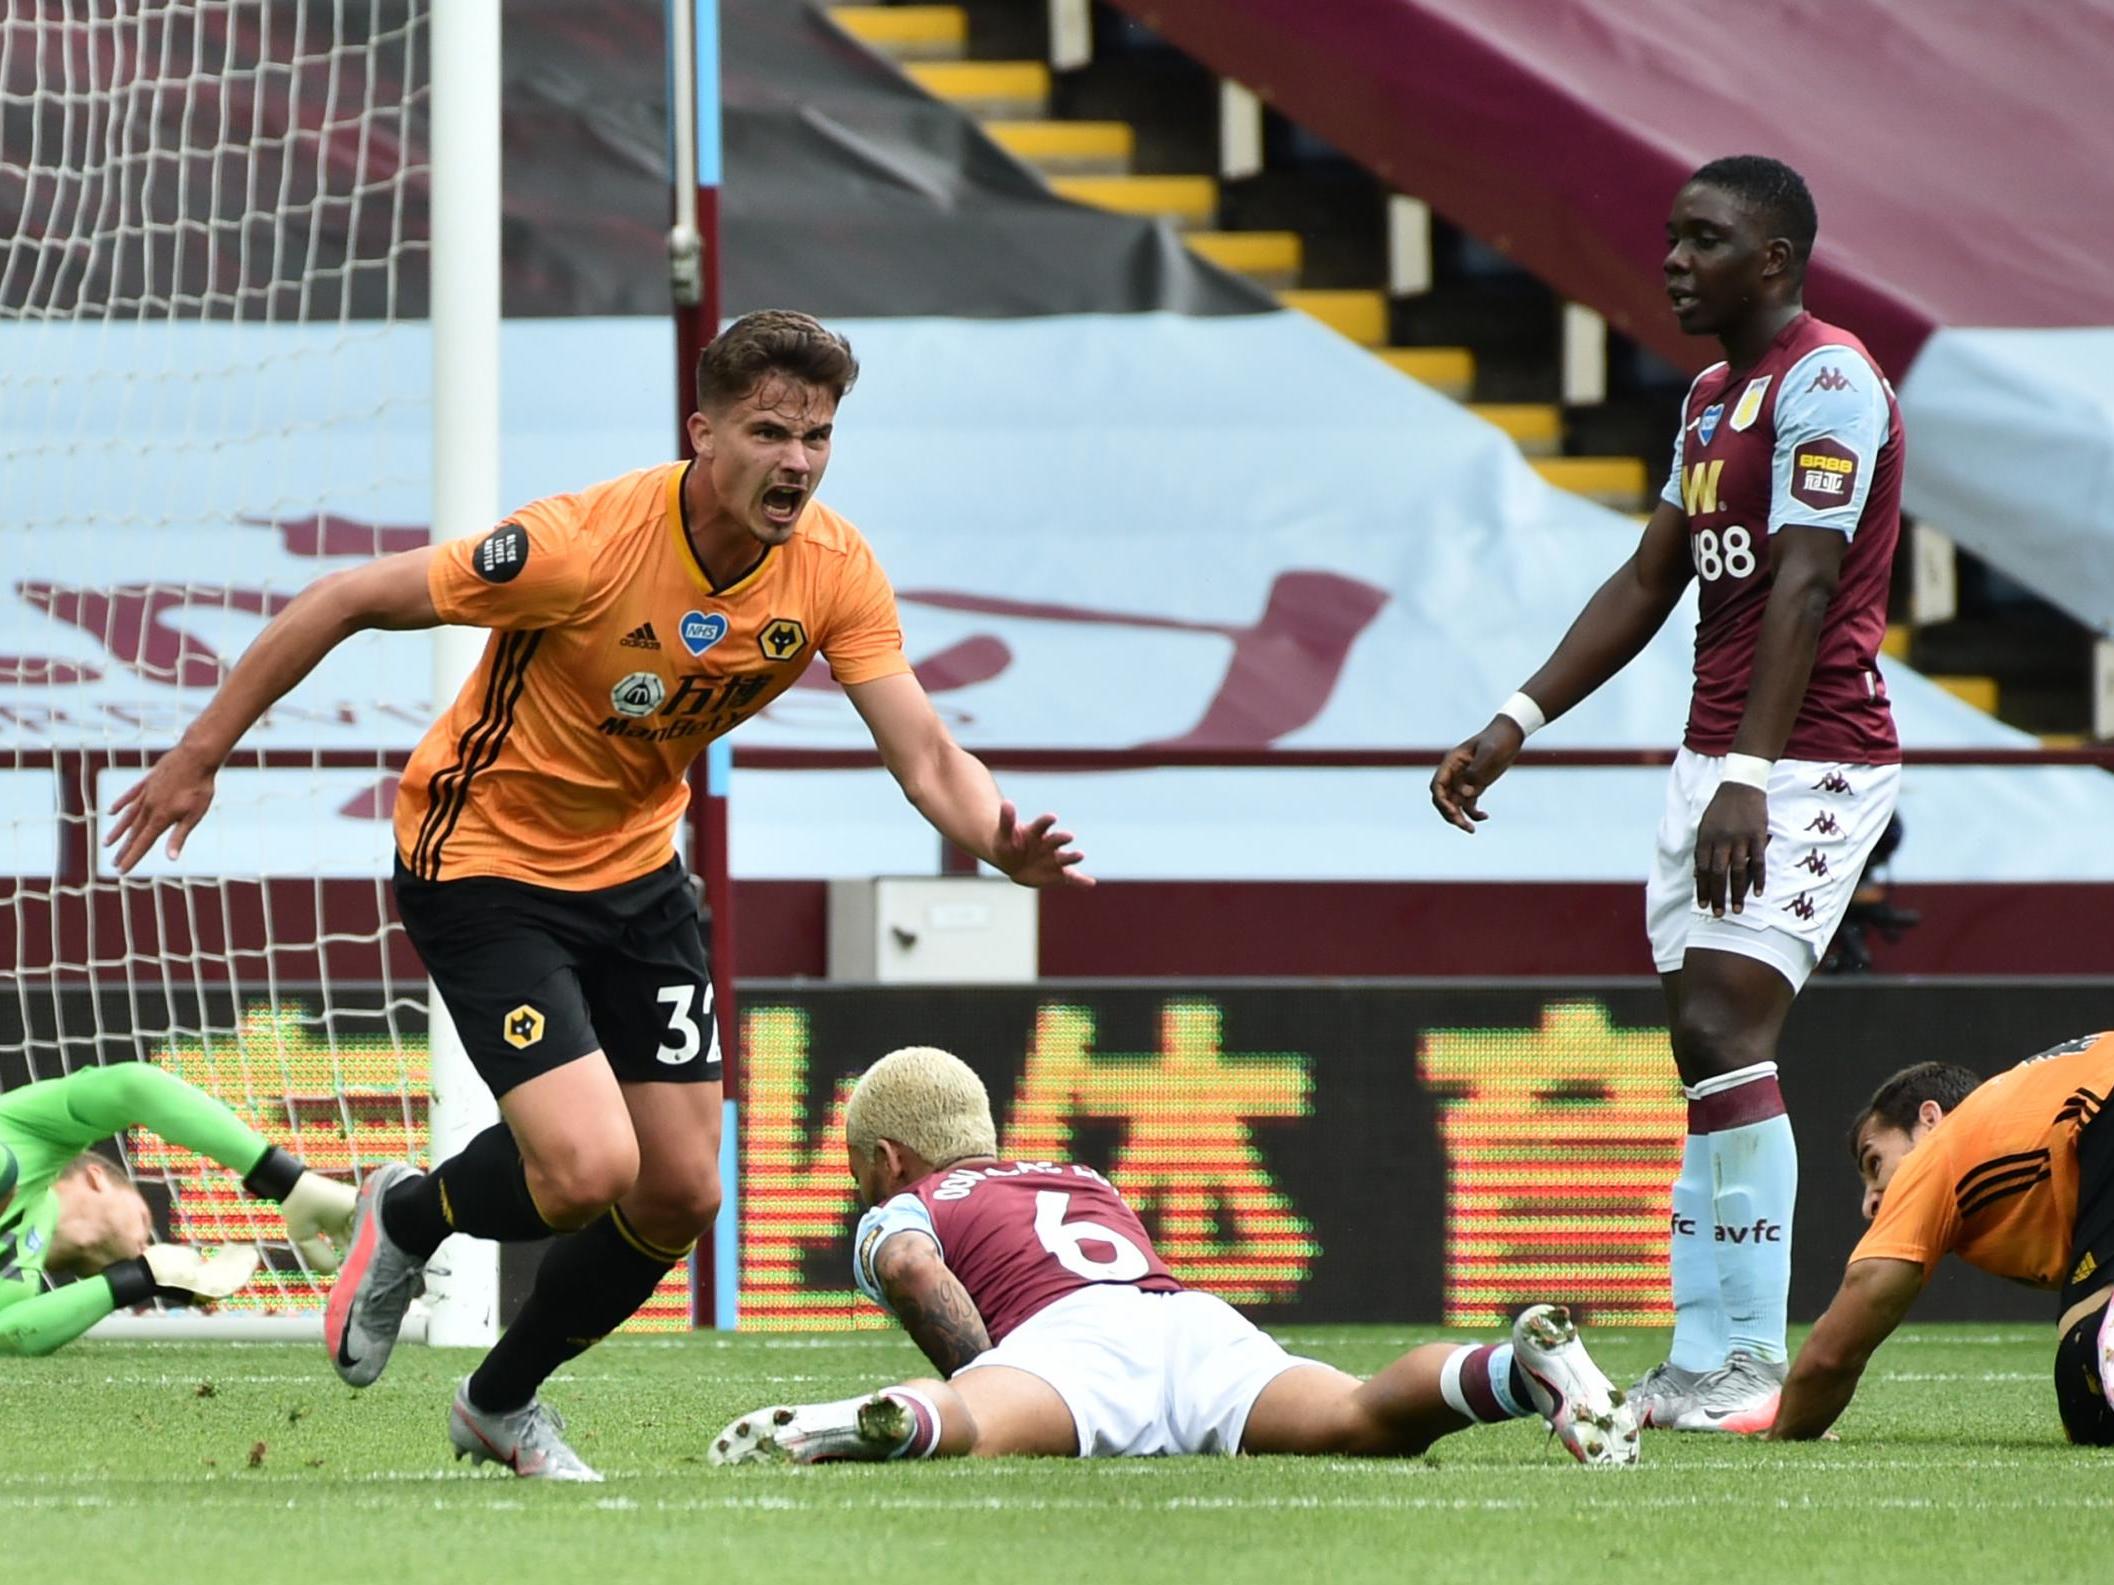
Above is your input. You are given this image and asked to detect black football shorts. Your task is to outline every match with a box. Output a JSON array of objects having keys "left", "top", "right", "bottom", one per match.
[{"left": 392, "top": 852, "right": 721, "bottom": 1098}]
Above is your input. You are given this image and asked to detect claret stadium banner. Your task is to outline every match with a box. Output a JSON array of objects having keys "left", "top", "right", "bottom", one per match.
[{"left": 4, "top": 980, "right": 2106, "bottom": 1329}]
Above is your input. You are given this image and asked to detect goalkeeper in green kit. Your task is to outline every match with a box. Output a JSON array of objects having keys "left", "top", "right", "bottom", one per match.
[{"left": 0, "top": 1063, "right": 356, "bottom": 1355}]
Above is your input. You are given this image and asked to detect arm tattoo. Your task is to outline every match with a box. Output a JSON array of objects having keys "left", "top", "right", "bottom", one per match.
[{"left": 879, "top": 1247, "right": 990, "bottom": 1376}]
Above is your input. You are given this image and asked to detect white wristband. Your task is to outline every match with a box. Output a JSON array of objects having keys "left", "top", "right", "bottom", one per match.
[
  {"left": 1496, "top": 691, "right": 1546, "bottom": 738},
  {"left": 1721, "top": 753, "right": 1773, "bottom": 791}
]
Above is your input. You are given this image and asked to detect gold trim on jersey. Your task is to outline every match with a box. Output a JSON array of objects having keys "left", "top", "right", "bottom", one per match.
[{"left": 666, "top": 460, "right": 774, "bottom": 598}]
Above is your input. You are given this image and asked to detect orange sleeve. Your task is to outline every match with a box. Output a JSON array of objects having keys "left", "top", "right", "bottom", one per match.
[
  {"left": 1850, "top": 1140, "right": 1959, "bottom": 1278},
  {"left": 822, "top": 531, "right": 912, "bottom": 687},
  {"left": 427, "top": 496, "right": 592, "bottom": 631}
]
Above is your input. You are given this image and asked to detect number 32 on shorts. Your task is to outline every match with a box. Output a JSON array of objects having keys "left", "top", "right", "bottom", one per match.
[{"left": 655, "top": 981, "right": 716, "bottom": 1065}]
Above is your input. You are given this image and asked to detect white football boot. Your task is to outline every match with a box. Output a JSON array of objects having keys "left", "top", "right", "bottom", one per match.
[
  {"left": 708, "top": 1393, "right": 913, "bottom": 1466},
  {"left": 1510, "top": 1304, "right": 1641, "bottom": 1466},
  {"left": 1662, "top": 1351, "right": 1785, "bottom": 1434},
  {"left": 449, "top": 1380, "right": 603, "bottom": 1481},
  {"left": 1627, "top": 1360, "right": 1708, "bottom": 1429}
]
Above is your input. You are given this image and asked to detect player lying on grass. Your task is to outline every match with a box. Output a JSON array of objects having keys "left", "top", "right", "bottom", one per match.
[
  {"left": 1771, "top": 1032, "right": 2114, "bottom": 1441},
  {"left": 0, "top": 1063, "right": 354, "bottom": 1356},
  {"left": 709, "top": 1046, "right": 1639, "bottom": 1467}
]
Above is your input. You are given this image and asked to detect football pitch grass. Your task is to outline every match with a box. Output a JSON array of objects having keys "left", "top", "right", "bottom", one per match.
[{"left": 3, "top": 1325, "right": 2102, "bottom": 1585}]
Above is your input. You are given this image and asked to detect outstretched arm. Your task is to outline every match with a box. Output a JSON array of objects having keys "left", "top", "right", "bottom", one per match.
[
  {"left": 872, "top": 1231, "right": 992, "bottom": 1377},
  {"left": 1768, "top": 1256, "right": 1922, "bottom": 1440},
  {"left": 1431, "top": 500, "right": 1693, "bottom": 832},
  {"left": 10, "top": 1064, "right": 273, "bottom": 1178},
  {"left": 0, "top": 1241, "right": 258, "bottom": 1356},
  {"left": 5, "top": 1066, "right": 354, "bottom": 1270},
  {"left": 106, "top": 547, "right": 441, "bottom": 871},
  {"left": 847, "top": 671, "right": 1092, "bottom": 888},
  {"left": 0, "top": 1271, "right": 124, "bottom": 1357}
]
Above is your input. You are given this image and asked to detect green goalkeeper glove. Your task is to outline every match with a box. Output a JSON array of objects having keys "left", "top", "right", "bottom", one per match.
[
  {"left": 142, "top": 1243, "right": 260, "bottom": 1302},
  {"left": 280, "top": 1171, "right": 357, "bottom": 1273}
]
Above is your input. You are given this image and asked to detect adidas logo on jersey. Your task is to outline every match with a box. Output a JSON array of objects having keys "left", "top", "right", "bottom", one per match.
[{"left": 620, "top": 622, "right": 661, "bottom": 650}]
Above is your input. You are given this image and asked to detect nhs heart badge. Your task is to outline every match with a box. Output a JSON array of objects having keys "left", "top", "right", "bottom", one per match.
[
  {"left": 680, "top": 610, "right": 728, "bottom": 656},
  {"left": 1697, "top": 402, "right": 1724, "bottom": 447}
]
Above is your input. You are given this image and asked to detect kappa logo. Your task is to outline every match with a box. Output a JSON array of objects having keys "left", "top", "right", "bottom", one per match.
[
  {"left": 1796, "top": 849, "right": 1830, "bottom": 879},
  {"left": 1697, "top": 402, "right": 1725, "bottom": 447},
  {"left": 1806, "top": 811, "right": 1842, "bottom": 837},
  {"left": 1812, "top": 771, "right": 1852, "bottom": 796},
  {"left": 611, "top": 670, "right": 667, "bottom": 718},
  {"left": 620, "top": 622, "right": 660, "bottom": 650},
  {"left": 759, "top": 616, "right": 809, "bottom": 663},
  {"left": 1729, "top": 376, "right": 1771, "bottom": 431},
  {"left": 1783, "top": 893, "right": 1818, "bottom": 922},
  {"left": 680, "top": 610, "right": 728, "bottom": 656},
  {"left": 1807, "top": 366, "right": 1853, "bottom": 393},
  {"left": 502, "top": 1004, "right": 546, "bottom": 1050}
]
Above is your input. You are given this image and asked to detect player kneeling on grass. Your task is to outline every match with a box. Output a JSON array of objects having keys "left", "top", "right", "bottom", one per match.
[
  {"left": 0, "top": 1063, "right": 354, "bottom": 1355},
  {"left": 1771, "top": 1032, "right": 2114, "bottom": 1442},
  {"left": 710, "top": 1047, "right": 1639, "bottom": 1467}
]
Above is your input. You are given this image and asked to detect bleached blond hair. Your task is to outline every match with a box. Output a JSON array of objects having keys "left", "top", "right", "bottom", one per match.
[{"left": 844, "top": 1046, "right": 997, "bottom": 1168}]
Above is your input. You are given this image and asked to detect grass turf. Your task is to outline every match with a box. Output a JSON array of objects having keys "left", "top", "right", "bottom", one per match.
[{"left": 0, "top": 1324, "right": 2099, "bottom": 1585}]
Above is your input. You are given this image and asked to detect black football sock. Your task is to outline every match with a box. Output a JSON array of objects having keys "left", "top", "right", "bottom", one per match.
[
  {"left": 380, "top": 1123, "right": 553, "bottom": 1261},
  {"left": 466, "top": 1205, "right": 688, "bottom": 1413}
]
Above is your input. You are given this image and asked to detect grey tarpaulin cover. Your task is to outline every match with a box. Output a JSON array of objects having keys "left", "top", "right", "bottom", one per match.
[
  {"left": 504, "top": 0, "right": 1270, "bottom": 315},
  {"left": 1, "top": 0, "right": 1265, "bottom": 319}
]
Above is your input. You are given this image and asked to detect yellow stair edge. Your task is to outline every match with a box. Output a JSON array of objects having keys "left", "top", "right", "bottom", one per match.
[
  {"left": 1933, "top": 675, "right": 2001, "bottom": 715},
  {"left": 985, "top": 120, "right": 1134, "bottom": 172},
  {"left": 828, "top": 5, "right": 967, "bottom": 56},
  {"left": 1050, "top": 174, "right": 1218, "bottom": 225},
  {"left": 1378, "top": 346, "right": 1476, "bottom": 396},
  {"left": 1470, "top": 403, "right": 1562, "bottom": 455},
  {"left": 1187, "top": 230, "right": 1303, "bottom": 280},
  {"left": 2040, "top": 732, "right": 2089, "bottom": 748},
  {"left": 1882, "top": 623, "right": 1912, "bottom": 660},
  {"left": 904, "top": 60, "right": 1050, "bottom": 109},
  {"left": 1279, "top": 288, "right": 1387, "bottom": 347},
  {"left": 1532, "top": 456, "right": 1649, "bottom": 504}
]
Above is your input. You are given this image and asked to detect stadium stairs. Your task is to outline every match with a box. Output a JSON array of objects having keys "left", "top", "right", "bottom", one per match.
[{"left": 823, "top": 0, "right": 2095, "bottom": 741}]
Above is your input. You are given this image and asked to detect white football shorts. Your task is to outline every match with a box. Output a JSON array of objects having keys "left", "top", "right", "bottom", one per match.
[
  {"left": 954, "top": 1283, "right": 1319, "bottom": 1457},
  {"left": 1645, "top": 747, "right": 1900, "bottom": 991}
]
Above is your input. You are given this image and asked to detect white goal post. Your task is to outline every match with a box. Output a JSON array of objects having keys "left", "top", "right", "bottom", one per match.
[{"left": 1, "top": 0, "right": 500, "bottom": 1340}]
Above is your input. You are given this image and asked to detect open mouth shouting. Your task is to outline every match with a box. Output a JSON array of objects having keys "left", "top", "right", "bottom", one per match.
[{"left": 760, "top": 482, "right": 807, "bottom": 528}]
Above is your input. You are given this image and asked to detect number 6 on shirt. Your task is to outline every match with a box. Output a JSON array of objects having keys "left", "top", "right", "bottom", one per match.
[{"left": 1035, "top": 1189, "right": 1150, "bottom": 1280}]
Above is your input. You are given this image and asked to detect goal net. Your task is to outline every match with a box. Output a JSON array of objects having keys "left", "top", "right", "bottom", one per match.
[{"left": 0, "top": 0, "right": 442, "bottom": 1328}]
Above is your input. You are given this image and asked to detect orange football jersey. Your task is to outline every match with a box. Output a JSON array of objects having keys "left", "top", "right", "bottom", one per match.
[
  {"left": 1853, "top": 1033, "right": 2114, "bottom": 1289},
  {"left": 394, "top": 461, "right": 909, "bottom": 889}
]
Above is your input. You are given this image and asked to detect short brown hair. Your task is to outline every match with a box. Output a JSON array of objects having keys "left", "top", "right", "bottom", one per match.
[
  {"left": 695, "top": 310, "right": 858, "bottom": 412},
  {"left": 58, "top": 1149, "right": 128, "bottom": 1184},
  {"left": 1846, "top": 1061, "right": 1982, "bottom": 1163}
]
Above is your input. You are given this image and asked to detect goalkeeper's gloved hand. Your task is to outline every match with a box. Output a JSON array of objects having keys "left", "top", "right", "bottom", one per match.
[
  {"left": 141, "top": 1243, "right": 260, "bottom": 1302},
  {"left": 280, "top": 1171, "right": 357, "bottom": 1273},
  {"left": 244, "top": 1146, "right": 357, "bottom": 1273}
]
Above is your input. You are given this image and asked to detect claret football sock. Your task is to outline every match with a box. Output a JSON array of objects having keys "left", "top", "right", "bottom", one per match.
[
  {"left": 879, "top": 1387, "right": 944, "bottom": 1459},
  {"left": 1667, "top": 1124, "right": 1729, "bottom": 1372},
  {"left": 1693, "top": 1061, "right": 1796, "bottom": 1365},
  {"left": 1438, "top": 1342, "right": 1531, "bottom": 1423},
  {"left": 381, "top": 1122, "right": 554, "bottom": 1260},
  {"left": 468, "top": 1205, "right": 687, "bottom": 1413}
]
